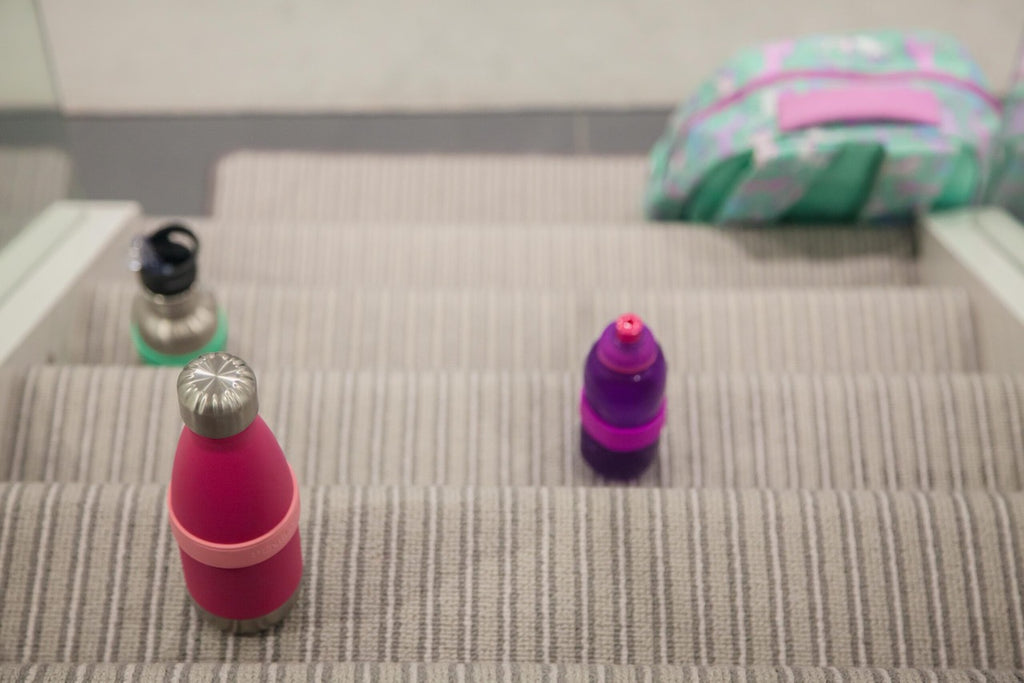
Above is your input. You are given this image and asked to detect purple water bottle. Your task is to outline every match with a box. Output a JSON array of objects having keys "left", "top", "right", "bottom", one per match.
[{"left": 580, "top": 313, "right": 667, "bottom": 479}]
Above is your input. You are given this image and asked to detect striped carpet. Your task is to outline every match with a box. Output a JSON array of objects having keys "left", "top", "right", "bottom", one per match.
[
  {"left": 67, "top": 286, "right": 977, "bottom": 372},
  {"left": 2, "top": 483, "right": 1023, "bottom": 668},
  {"left": 2, "top": 368, "right": 1021, "bottom": 490},
  {"left": 4, "top": 665, "right": 1021, "bottom": 683},
  {"left": 0, "top": 147, "right": 71, "bottom": 216},
  {"left": 210, "top": 153, "right": 648, "bottom": 222},
  {"left": 1, "top": 154, "right": 1022, "bottom": 677},
  {"left": 134, "top": 220, "right": 918, "bottom": 288},
  {"left": 0, "top": 147, "right": 72, "bottom": 247}
]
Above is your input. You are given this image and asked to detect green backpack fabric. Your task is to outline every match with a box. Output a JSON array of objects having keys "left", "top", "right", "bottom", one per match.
[
  {"left": 988, "top": 54, "right": 1024, "bottom": 219},
  {"left": 645, "top": 31, "right": 1002, "bottom": 224}
]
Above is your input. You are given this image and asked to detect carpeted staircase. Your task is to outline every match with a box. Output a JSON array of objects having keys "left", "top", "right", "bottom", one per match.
[
  {"left": 0, "top": 147, "right": 72, "bottom": 248},
  {"left": 1, "top": 154, "right": 1022, "bottom": 681}
]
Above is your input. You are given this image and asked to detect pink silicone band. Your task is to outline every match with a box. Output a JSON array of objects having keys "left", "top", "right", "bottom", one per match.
[
  {"left": 168, "top": 467, "right": 301, "bottom": 570},
  {"left": 580, "top": 394, "right": 666, "bottom": 452},
  {"left": 778, "top": 86, "right": 941, "bottom": 131}
]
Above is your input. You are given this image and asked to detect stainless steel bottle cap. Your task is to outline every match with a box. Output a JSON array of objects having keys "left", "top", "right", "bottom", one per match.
[{"left": 177, "top": 352, "right": 259, "bottom": 439}]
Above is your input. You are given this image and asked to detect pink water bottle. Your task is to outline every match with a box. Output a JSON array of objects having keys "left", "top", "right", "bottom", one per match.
[{"left": 168, "top": 352, "right": 302, "bottom": 633}]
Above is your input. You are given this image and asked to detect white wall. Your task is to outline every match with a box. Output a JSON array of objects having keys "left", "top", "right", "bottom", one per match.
[
  {"left": 0, "top": 0, "right": 58, "bottom": 109},
  {"left": 31, "top": 0, "right": 1024, "bottom": 114}
]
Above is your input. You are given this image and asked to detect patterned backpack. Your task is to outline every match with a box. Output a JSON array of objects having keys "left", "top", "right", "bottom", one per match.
[
  {"left": 645, "top": 31, "right": 1002, "bottom": 224},
  {"left": 988, "top": 52, "right": 1024, "bottom": 219}
]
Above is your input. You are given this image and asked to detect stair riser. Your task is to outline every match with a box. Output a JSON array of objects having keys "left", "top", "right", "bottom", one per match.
[
  {"left": 2, "top": 664, "right": 1020, "bottom": 682},
  {"left": 135, "top": 223, "right": 916, "bottom": 288},
  {"left": 4, "top": 369, "right": 1021, "bottom": 490},
  {"left": 68, "top": 288, "right": 978, "bottom": 372},
  {"left": 212, "top": 154, "right": 649, "bottom": 222}
]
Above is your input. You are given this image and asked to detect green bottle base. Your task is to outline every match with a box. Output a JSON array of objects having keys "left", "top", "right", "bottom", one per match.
[{"left": 131, "top": 311, "right": 228, "bottom": 366}]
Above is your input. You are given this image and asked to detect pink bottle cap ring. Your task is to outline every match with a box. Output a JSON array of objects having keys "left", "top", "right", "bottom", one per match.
[
  {"left": 596, "top": 313, "right": 658, "bottom": 374},
  {"left": 615, "top": 313, "right": 644, "bottom": 343},
  {"left": 580, "top": 393, "right": 666, "bottom": 452},
  {"left": 168, "top": 466, "right": 301, "bottom": 570}
]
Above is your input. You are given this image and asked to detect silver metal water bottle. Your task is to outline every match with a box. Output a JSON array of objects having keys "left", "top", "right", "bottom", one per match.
[{"left": 129, "top": 224, "right": 226, "bottom": 365}]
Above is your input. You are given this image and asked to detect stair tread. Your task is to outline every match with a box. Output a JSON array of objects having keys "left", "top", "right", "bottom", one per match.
[
  {"left": 3, "top": 367, "right": 1021, "bottom": 489},
  {"left": 3, "top": 664, "right": 1022, "bottom": 681},
  {"left": 68, "top": 286, "right": 978, "bottom": 372},
  {"left": 124, "top": 219, "right": 916, "bottom": 288},
  {"left": 1, "top": 482, "right": 1021, "bottom": 667},
  {"left": 212, "top": 153, "right": 649, "bottom": 222},
  {"left": 0, "top": 147, "right": 72, "bottom": 215}
]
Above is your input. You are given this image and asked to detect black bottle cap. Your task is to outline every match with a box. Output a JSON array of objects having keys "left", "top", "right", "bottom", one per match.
[{"left": 138, "top": 224, "right": 199, "bottom": 296}]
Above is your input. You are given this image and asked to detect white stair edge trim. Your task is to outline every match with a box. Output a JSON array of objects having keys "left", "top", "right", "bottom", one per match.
[
  {"left": 0, "top": 205, "right": 79, "bottom": 301},
  {"left": 0, "top": 201, "right": 140, "bottom": 367},
  {"left": 925, "top": 207, "right": 1024, "bottom": 325},
  {"left": 975, "top": 206, "right": 1024, "bottom": 273},
  {"left": 922, "top": 206, "right": 1024, "bottom": 371}
]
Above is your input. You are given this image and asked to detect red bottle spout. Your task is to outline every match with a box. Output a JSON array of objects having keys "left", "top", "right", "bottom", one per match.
[{"left": 615, "top": 313, "right": 644, "bottom": 344}]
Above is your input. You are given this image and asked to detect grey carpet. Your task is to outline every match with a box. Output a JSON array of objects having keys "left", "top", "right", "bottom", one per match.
[
  {"left": 2, "top": 664, "right": 1021, "bottom": 683},
  {"left": 67, "top": 286, "right": 978, "bottom": 372},
  {"left": 136, "top": 220, "right": 918, "bottom": 288},
  {"left": 0, "top": 147, "right": 72, "bottom": 248},
  {"left": 210, "top": 153, "right": 649, "bottom": 222},
  {"left": 0, "top": 147, "right": 71, "bottom": 215},
  {"left": 2, "top": 367, "right": 1021, "bottom": 490},
  {"left": 1, "top": 483, "right": 1023, "bottom": 668},
  {"left": 4, "top": 155, "right": 1019, "bottom": 675}
]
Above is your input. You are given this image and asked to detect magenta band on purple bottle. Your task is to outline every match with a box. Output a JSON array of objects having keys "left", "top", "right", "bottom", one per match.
[{"left": 580, "top": 392, "right": 666, "bottom": 452}]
